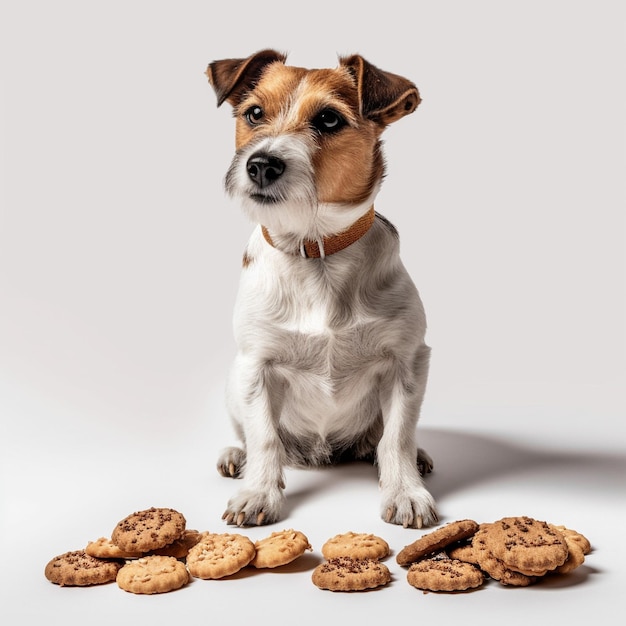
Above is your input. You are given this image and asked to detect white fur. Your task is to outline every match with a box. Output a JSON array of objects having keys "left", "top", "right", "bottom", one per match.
[{"left": 218, "top": 202, "right": 438, "bottom": 528}]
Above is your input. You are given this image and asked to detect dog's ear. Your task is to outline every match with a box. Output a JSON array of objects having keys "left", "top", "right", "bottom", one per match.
[
  {"left": 339, "top": 54, "right": 421, "bottom": 125},
  {"left": 206, "top": 49, "right": 287, "bottom": 107}
]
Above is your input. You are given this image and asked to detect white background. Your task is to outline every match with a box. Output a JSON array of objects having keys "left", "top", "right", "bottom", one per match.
[{"left": 1, "top": 1, "right": 624, "bottom": 624}]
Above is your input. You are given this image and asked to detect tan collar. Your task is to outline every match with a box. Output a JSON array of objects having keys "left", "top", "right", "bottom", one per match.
[{"left": 261, "top": 207, "right": 376, "bottom": 258}]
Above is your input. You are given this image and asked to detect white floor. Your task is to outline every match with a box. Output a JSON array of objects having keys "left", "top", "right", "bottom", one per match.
[{"left": 1, "top": 382, "right": 624, "bottom": 625}]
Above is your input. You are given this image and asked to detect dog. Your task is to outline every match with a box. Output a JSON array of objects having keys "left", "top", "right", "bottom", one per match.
[{"left": 206, "top": 49, "right": 438, "bottom": 529}]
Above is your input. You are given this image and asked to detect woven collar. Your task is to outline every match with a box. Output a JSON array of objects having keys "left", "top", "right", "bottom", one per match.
[{"left": 261, "top": 207, "right": 376, "bottom": 258}]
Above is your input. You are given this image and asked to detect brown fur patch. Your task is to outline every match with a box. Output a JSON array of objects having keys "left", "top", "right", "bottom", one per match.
[
  {"left": 232, "top": 64, "right": 385, "bottom": 204},
  {"left": 242, "top": 248, "right": 254, "bottom": 267},
  {"left": 313, "top": 125, "right": 384, "bottom": 204}
]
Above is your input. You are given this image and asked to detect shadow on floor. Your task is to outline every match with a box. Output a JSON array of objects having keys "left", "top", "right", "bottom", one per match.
[
  {"left": 280, "top": 427, "right": 625, "bottom": 516},
  {"left": 419, "top": 427, "right": 625, "bottom": 499}
]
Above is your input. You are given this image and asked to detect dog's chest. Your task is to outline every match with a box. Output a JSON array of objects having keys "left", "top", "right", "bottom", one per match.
[
  {"left": 234, "top": 249, "right": 391, "bottom": 399},
  {"left": 257, "top": 315, "right": 385, "bottom": 430}
]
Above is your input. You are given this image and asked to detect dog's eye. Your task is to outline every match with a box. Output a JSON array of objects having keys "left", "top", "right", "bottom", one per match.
[
  {"left": 311, "top": 109, "right": 346, "bottom": 134},
  {"left": 244, "top": 105, "right": 264, "bottom": 126}
]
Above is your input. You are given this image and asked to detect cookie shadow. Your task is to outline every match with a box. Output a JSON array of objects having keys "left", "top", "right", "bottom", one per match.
[
  {"left": 533, "top": 564, "right": 601, "bottom": 589},
  {"left": 257, "top": 552, "right": 322, "bottom": 574},
  {"left": 224, "top": 552, "right": 322, "bottom": 579}
]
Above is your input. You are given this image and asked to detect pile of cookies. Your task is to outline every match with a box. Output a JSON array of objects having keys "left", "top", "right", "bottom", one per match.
[
  {"left": 45, "top": 508, "right": 592, "bottom": 595},
  {"left": 311, "top": 532, "right": 392, "bottom": 591},
  {"left": 44, "top": 507, "right": 312, "bottom": 594},
  {"left": 396, "top": 516, "right": 592, "bottom": 592}
]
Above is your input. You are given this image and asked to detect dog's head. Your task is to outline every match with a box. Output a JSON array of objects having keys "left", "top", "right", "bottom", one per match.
[{"left": 206, "top": 50, "right": 420, "bottom": 240}]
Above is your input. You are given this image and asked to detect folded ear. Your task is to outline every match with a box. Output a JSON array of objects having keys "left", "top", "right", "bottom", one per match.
[
  {"left": 206, "top": 49, "right": 287, "bottom": 107},
  {"left": 339, "top": 54, "right": 421, "bottom": 125}
]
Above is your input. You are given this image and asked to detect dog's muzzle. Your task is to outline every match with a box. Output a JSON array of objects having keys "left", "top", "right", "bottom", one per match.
[
  {"left": 224, "top": 134, "right": 317, "bottom": 213},
  {"left": 246, "top": 152, "right": 286, "bottom": 189}
]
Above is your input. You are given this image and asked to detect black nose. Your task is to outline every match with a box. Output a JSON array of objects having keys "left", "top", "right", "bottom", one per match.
[{"left": 246, "top": 153, "right": 285, "bottom": 188}]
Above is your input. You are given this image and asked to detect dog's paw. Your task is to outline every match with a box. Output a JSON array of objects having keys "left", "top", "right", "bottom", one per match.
[
  {"left": 222, "top": 488, "right": 285, "bottom": 527},
  {"left": 417, "top": 447, "right": 434, "bottom": 475},
  {"left": 217, "top": 446, "right": 246, "bottom": 479},
  {"left": 381, "top": 486, "right": 438, "bottom": 529}
]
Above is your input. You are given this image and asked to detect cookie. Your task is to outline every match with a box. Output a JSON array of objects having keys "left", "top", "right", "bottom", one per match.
[
  {"left": 250, "top": 529, "right": 311, "bottom": 569},
  {"left": 478, "top": 552, "right": 537, "bottom": 586},
  {"left": 407, "top": 558, "right": 485, "bottom": 592},
  {"left": 312, "top": 557, "right": 391, "bottom": 591},
  {"left": 111, "top": 507, "right": 186, "bottom": 553},
  {"left": 396, "top": 519, "right": 479, "bottom": 566},
  {"left": 552, "top": 525, "right": 592, "bottom": 555},
  {"left": 116, "top": 555, "right": 189, "bottom": 594},
  {"left": 45, "top": 550, "right": 122, "bottom": 586},
  {"left": 471, "top": 525, "right": 536, "bottom": 586},
  {"left": 552, "top": 532, "right": 586, "bottom": 575},
  {"left": 482, "top": 516, "right": 568, "bottom": 576},
  {"left": 151, "top": 530, "right": 203, "bottom": 559},
  {"left": 321, "top": 532, "right": 389, "bottom": 561},
  {"left": 446, "top": 540, "right": 479, "bottom": 565},
  {"left": 186, "top": 532, "right": 256, "bottom": 579},
  {"left": 85, "top": 537, "right": 143, "bottom": 560}
]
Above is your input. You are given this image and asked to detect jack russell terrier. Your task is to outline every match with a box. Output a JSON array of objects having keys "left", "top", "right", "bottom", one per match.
[{"left": 206, "top": 49, "right": 438, "bottom": 529}]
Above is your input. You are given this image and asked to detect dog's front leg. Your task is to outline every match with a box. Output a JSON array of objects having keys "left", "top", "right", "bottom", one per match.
[
  {"left": 222, "top": 360, "right": 286, "bottom": 526},
  {"left": 377, "top": 352, "right": 438, "bottom": 529}
]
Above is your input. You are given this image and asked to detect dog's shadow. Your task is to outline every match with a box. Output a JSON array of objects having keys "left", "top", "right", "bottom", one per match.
[
  {"left": 420, "top": 427, "right": 625, "bottom": 498},
  {"left": 283, "top": 427, "right": 625, "bottom": 516}
]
